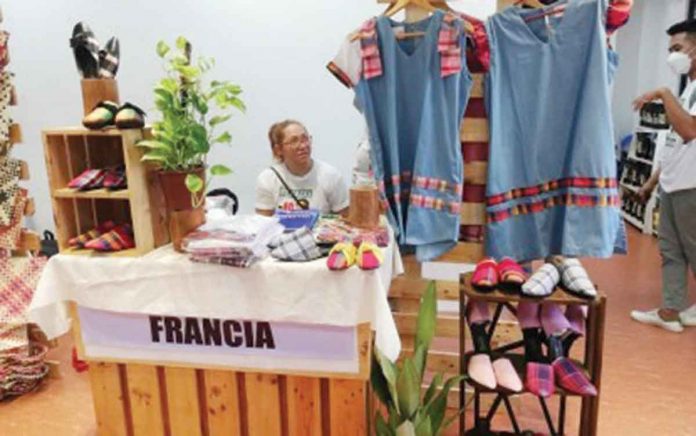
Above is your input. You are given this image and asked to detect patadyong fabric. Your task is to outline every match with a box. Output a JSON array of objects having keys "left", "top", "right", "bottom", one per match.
[
  {"left": 484, "top": 0, "right": 626, "bottom": 261},
  {"left": 328, "top": 11, "right": 472, "bottom": 261}
]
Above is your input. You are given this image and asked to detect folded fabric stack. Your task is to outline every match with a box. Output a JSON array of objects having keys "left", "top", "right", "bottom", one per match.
[
  {"left": 183, "top": 215, "right": 284, "bottom": 268},
  {"left": 0, "top": 256, "right": 49, "bottom": 399},
  {"left": 313, "top": 215, "right": 390, "bottom": 247}
]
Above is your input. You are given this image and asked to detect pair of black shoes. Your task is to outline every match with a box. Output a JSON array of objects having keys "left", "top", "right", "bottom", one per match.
[{"left": 70, "top": 22, "right": 120, "bottom": 79}]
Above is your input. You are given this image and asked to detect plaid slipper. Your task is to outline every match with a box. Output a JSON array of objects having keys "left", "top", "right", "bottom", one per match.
[
  {"left": 525, "top": 361, "right": 555, "bottom": 398},
  {"left": 521, "top": 263, "right": 560, "bottom": 297},
  {"left": 472, "top": 258, "right": 498, "bottom": 291},
  {"left": 549, "top": 256, "right": 597, "bottom": 298},
  {"left": 270, "top": 227, "right": 322, "bottom": 262},
  {"left": 67, "top": 168, "right": 106, "bottom": 190},
  {"left": 68, "top": 221, "right": 116, "bottom": 248},
  {"left": 84, "top": 223, "right": 134, "bottom": 252},
  {"left": 82, "top": 100, "right": 118, "bottom": 129},
  {"left": 114, "top": 102, "right": 146, "bottom": 129},
  {"left": 552, "top": 358, "right": 597, "bottom": 396},
  {"left": 102, "top": 165, "right": 127, "bottom": 190},
  {"left": 98, "top": 37, "right": 120, "bottom": 79}
]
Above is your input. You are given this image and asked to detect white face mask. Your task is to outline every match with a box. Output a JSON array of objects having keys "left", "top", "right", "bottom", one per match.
[{"left": 667, "top": 50, "right": 693, "bottom": 75}]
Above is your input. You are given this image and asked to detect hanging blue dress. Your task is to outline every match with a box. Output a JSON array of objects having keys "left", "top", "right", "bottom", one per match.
[
  {"left": 329, "top": 11, "right": 473, "bottom": 261},
  {"left": 485, "top": 0, "right": 626, "bottom": 261}
]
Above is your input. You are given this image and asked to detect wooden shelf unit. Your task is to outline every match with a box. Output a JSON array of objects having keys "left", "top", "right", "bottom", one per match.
[
  {"left": 459, "top": 273, "right": 607, "bottom": 436},
  {"left": 43, "top": 128, "right": 168, "bottom": 256}
]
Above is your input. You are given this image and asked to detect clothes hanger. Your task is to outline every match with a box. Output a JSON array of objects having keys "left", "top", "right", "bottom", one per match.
[
  {"left": 384, "top": 0, "right": 438, "bottom": 17},
  {"left": 523, "top": 3, "right": 567, "bottom": 22},
  {"left": 381, "top": 0, "right": 474, "bottom": 40},
  {"left": 514, "top": 0, "right": 547, "bottom": 8},
  {"left": 514, "top": 0, "right": 566, "bottom": 22}
]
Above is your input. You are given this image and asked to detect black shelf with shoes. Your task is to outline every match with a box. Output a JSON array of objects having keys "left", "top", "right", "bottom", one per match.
[{"left": 459, "top": 273, "right": 607, "bottom": 436}]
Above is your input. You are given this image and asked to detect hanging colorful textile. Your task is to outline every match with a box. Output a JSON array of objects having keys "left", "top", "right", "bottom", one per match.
[
  {"left": 484, "top": 0, "right": 626, "bottom": 261},
  {"left": 329, "top": 11, "right": 473, "bottom": 261}
]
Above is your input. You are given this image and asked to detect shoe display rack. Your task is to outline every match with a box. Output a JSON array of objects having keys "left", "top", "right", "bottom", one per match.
[
  {"left": 459, "top": 273, "right": 607, "bottom": 436},
  {"left": 620, "top": 127, "right": 666, "bottom": 236},
  {"left": 42, "top": 127, "right": 168, "bottom": 256}
]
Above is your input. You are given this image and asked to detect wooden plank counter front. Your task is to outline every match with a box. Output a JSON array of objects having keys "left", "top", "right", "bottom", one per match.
[{"left": 70, "top": 304, "right": 372, "bottom": 436}]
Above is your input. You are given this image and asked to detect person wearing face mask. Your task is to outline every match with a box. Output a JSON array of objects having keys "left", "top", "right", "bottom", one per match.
[
  {"left": 631, "top": 19, "right": 696, "bottom": 332},
  {"left": 255, "top": 119, "right": 349, "bottom": 216}
]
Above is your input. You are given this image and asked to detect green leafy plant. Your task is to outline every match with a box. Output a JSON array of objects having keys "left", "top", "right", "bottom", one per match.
[
  {"left": 372, "top": 281, "right": 465, "bottom": 436},
  {"left": 138, "top": 36, "right": 244, "bottom": 207}
]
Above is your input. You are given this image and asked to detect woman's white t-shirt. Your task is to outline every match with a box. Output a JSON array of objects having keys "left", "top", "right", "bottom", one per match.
[{"left": 255, "top": 160, "right": 349, "bottom": 214}]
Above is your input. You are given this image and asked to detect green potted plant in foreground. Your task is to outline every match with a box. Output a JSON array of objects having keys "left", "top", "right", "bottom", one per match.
[
  {"left": 372, "top": 281, "right": 465, "bottom": 436},
  {"left": 138, "top": 36, "right": 245, "bottom": 211}
]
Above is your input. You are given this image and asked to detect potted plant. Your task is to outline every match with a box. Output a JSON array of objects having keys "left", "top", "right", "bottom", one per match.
[
  {"left": 372, "top": 281, "right": 465, "bottom": 436},
  {"left": 138, "top": 36, "right": 245, "bottom": 212}
]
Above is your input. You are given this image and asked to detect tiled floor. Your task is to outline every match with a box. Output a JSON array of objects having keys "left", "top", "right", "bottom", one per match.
[{"left": 1, "top": 227, "right": 695, "bottom": 435}]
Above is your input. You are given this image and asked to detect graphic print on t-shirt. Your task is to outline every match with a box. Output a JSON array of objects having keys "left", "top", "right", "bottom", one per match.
[{"left": 278, "top": 187, "right": 313, "bottom": 211}]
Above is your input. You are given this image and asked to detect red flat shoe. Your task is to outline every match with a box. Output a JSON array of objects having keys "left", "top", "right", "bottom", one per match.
[
  {"left": 67, "top": 168, "right": 106, "bottom": 190},
  {"left": 102, "top": 165, "right": 127, "bottom": 190},
  {"left": 497, "top": 257, "right": 527, "bottom": 286},
  {"left": 472, "top": 258, "right": 498, "bottom": 291}
]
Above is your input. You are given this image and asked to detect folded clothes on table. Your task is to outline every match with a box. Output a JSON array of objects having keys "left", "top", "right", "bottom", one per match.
[
  {"left": 183, "top": 214, "right": 284, "bottom": 268},
  {"left": 313, "top": 216, "right": 389, "bottom": 247}
]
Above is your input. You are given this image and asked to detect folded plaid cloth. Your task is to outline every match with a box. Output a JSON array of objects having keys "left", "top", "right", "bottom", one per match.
[
  {"left": 270, "top": 227, "right": 323, "bottom": 262},
  {"left": 521, "top": 263, "right": 560, "bottom": 297}
]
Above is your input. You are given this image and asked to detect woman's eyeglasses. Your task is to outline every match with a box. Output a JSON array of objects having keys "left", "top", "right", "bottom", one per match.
[{"left": 281, "top": 134, "right": 312, "bottom": 148}]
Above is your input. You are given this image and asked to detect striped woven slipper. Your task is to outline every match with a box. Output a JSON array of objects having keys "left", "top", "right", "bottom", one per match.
[
  {"left": 68, "top": 221, "right": 115, "bottom": 248},
  {"left": 84, "top": 224, "right": 134, "bottom": 252}
]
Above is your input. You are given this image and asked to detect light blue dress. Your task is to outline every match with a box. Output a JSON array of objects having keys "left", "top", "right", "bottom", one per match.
[
  {"left": 485, "top": 0, "right": 626, "bottom": 261},
  {"left": 354, "top": 11, "right": 473, "bottom": 261}
]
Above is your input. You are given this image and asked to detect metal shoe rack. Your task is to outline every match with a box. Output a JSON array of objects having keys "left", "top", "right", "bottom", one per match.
[{"left": 459, "top": 273, "right": 607, "bottom": 436}]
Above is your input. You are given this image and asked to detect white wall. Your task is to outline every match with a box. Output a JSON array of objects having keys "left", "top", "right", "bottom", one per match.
[
  {"left": 612, "top": 0, "right": 688, "bottom": 142},
  {"left": 4, "top": 0, "right": 496, "bottom": 233}
]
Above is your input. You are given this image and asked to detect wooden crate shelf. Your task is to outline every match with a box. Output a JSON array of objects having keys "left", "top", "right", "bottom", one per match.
[
  {"left": 53, "top": 187, "right": 130, "bottom": 200},
  {"left": 43, "top": 127, "right": 168, "bottom": 256},
  {"left": 61, "top": 247, "right": 141, "bottom": 258}
]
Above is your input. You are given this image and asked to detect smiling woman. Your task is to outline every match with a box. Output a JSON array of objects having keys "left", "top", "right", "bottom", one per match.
[{"left": 255, "top": 119, "right": 350, "bottom": 216}]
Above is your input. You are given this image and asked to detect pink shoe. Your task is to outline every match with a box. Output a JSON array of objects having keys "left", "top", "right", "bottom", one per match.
[
  {"left": 492, "top": 358, "right": 523, "bottom": 393},
  {"left": 468, "top": 354, "right": 496, "bottom": 390}
]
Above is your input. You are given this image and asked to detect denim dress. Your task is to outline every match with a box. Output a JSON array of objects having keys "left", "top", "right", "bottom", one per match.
[
  {"left": 351, "top": 11, "right": 473, "bottom": 261},
  {"left": 485, "top": 0, "right": 626, "bottom": 261}
]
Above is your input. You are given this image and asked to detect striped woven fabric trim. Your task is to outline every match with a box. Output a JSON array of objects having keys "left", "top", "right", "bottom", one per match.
[
  {"left": 326, "top": 61, "right": 353, "bottom": 88},
  {"left": 413, "top": 176, "right": 462, "bottom": 196},
  {"left": 487, "top": 177, "right": 618, "bottom": 207},
  {"left": 411, "top": 194, "right": 461, "bottom": 214},
  {"left": 488, "top": 193, "right": 620, "bottom": 223}
]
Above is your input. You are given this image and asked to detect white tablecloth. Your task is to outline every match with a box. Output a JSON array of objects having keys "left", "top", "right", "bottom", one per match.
[{"left": 28, "top": 241, "right": 403, "bottom": 361}]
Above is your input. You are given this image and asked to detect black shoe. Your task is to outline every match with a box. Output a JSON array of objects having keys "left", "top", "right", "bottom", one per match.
[
  {"left": 522, "top": 327, "right": 545, "bottom": 363},
  {"left": 70, "top": 22, "right": 100, "bottom": 78},
  {"left": 470, "top": 321, "right": 491, "bottom": 354},
  {"left": 546, "top": 334, "right": 564, "bottom": 362},
  {"left": 99, "top": 37, "right": 120, "bottom": 78}
]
